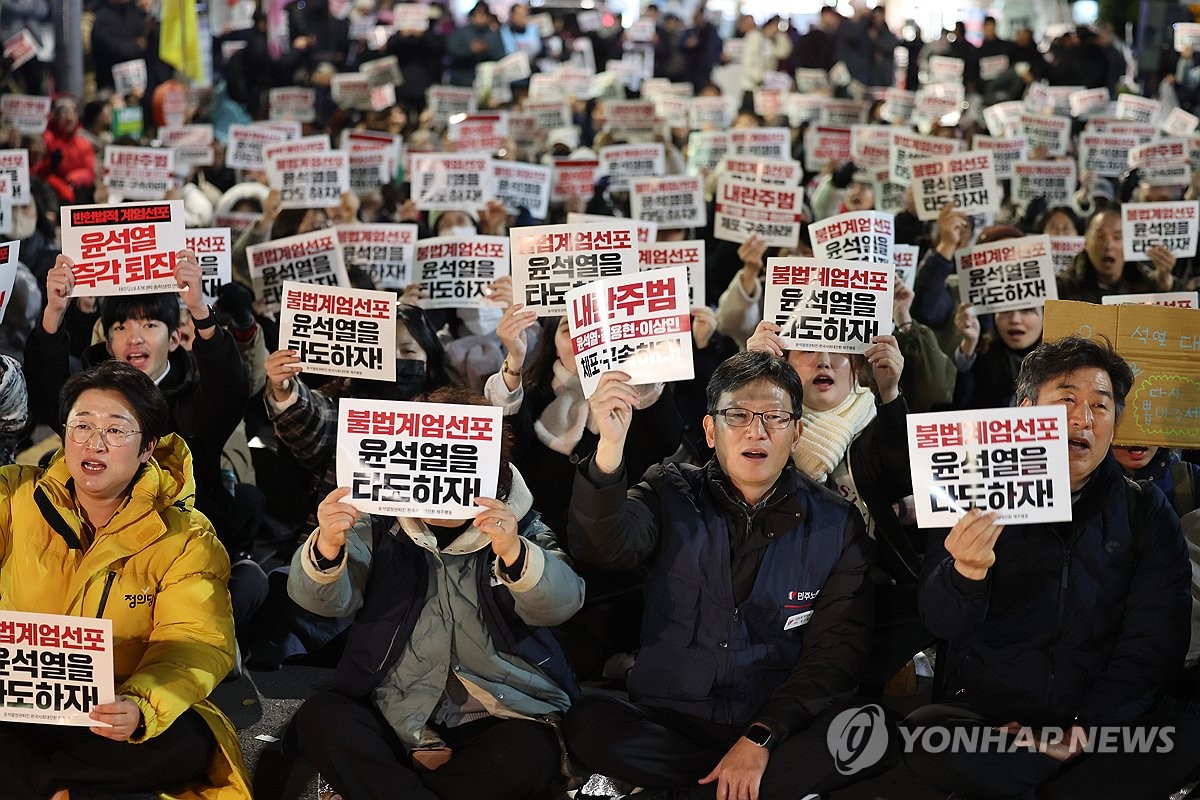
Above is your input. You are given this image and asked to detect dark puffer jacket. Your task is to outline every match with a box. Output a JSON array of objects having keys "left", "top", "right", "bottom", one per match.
[{"left": 920, "top": 453, "right": 1191, "bottom": 725}]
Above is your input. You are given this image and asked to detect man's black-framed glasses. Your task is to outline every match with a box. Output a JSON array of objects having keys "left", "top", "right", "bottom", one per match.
[{"left": 709, "top": 408, "right": 799, "bottom": 430}]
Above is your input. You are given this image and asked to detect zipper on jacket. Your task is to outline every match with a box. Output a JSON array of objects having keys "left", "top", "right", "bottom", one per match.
[
  {"left": 96, "top": 571, "right": 117, "bottom": 618},
  {"left": 1045, "top": 539, "right": 1072, "bottom": 710}
]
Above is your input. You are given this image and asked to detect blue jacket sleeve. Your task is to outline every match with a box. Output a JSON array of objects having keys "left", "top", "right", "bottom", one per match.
[{"left": 911, "top": 250, "right": 957, "bottom": 330}]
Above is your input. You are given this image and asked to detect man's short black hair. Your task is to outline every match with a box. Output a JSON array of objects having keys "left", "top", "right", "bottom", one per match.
[
  {"left": 59, "top": 361, "right": 170, "bottom": 454},
  {"left": 100, "top": 294, "right": 181, "bottom": 335},
  {"left": 706, "top": 351, "right": 804, "bottom": 416},
  {"left": 1014, "top": 336, "right": 1133, "bottom": 418}
]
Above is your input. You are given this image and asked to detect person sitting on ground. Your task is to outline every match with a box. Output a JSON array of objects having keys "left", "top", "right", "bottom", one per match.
[
  {"left": 0, "top": 361, "right": 250, "bottom": 799},
  {"left": 564, "top": 352, "right": 877, "bottom": 799},
  {"left": 903, "top": 336, "right": 1200, "bottom": 799},
  {"left": 284, "top": 387, "right": 584, "bottom": 800}
]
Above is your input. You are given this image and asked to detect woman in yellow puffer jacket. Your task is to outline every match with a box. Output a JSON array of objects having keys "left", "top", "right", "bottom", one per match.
[{"left": 0, "top": 361, "right": 250, "bottom": 800}]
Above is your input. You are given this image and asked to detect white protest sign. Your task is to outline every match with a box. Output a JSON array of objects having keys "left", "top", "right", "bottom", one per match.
[
  {"left": 913, "top": 82, "right": 965, "bottom": 126},
  {"left": 278, "top": 282, "right": 397, "bottom": 381},
  {"left": 893, "top": 244, "right": 919, "bottom": 290},
  {"left": 511, "top": 221, "right": 640, "bottom": 316},
  {"left": 566, "top": 266, "right": 693, "bottom": 397},
  {"left": 102, "top": 146, "right": 174, "bottom": 200},
  {"left": 269, "top": 87, "right": 317, "bottom": 122},
  {"left": 112, "top": 59, "right": 147, "bottom": 96},
  {"left": 974, "top": 135, "right": 1027, "bottom": 180},
  {"left": 1163, "top": 107, "right": 1200, "bottom": 137},
  {"left": 1022, "top": 81, "right": 1053, "bottom": 115},
  {"left": 362, "top": 55, "right": 403, "bottom": 88},
  {"left": 337, "top": 399, "right": 503, "bottom": 518},
  {"left": 850, "top": 125, "right": 891, "bottom": 168},
  {"left": 601, "top": 100, "right": 657, "bottom": 137},
  {"left": 413, "top": 235, "right": 510, "bottom": 310},
  {"left": 809, "top": 211, "right": 894, "bottom": 264},
  {"left": 686, "top": 131, "right": 732, "bottom": 175},
  {"left": 1141, "top": 161, "right": 1192, "bottom": 187},
  {"left": 889, "top": 130, "right": 961, "bottom": 185},
  {"left": 225, "top": 124, "right": 293, "bottom": 171},
  {"left": 427, "top": 86, "right": 477, "bottom": 123},
  {"left": 332, "top": 73, "right": 373, "bottom": 111},
  {"left": 0, "top": 95, "right": 50, "bottom": 135},
  {"left": 1019, "top": 113, "right": 1071, "bottom": 156},
  {"left": 908, "top": 406, "right": 1071, "bottom": 527},
  {"left": 184, "top": 228, "right": 232, "bottom": 304},
  {"left": 630, "top": 175, "right": 706, "bottom": 230},
  {"left": 598, "top": 143, "right": 665, "bottom": 192},
  {"left": 1115, "top": 95, "right": 1161, "bottom": 124},
  {"left": 1175, "top": 22, "right": 1200, "bottom": 52},
  {"left": 639, "top": 241, "right": 706, "bottom": 307},
  {"left": 491, "top": 161, "right": 551, "bottom": 219},
  {"left": 336, "top": 223, "right": 417, "bottom": 289},
  {"left": 872, "top": 168, "right": 906, "bottom": 215},
  {"left": 497, "top": 51, "right": 532, "bottom": 85},
  {"left": 162, "top": 124, "right": 215, "bottom": 169},
  {"left": 0, "top": 609, "right": 115, "bottom": 726},
  {"left": 0, "top": 239, "right": 19, "bottom": 319},
  {"left": 567, "top": 213, "right": 657, "bottom": 245},
  {"left": 956, "top": 234, "right": 1058, "bottom": 313},
  {"left": 1128, "top": 138, "right": 1187, "bottom": 168},
  {"left": 214, "top": 211, "right": 261, "bottom": 238},
  {"left": 61, "top": 201, "right": 185, "bottom": 297},
  {"left": 979, "top": 54, "right": 1010, "bottom": 81},
  {"left": 411, "top": 152, "right": 494, "bottom": 212},
  {"left": 1101, "top": 291, "right": 1199, "bottom": 308},
  {"left": 983, "top": 100, "right": 1024, "bottom": 138},
  {"left": 349, "top": 149, "right": 391, "bottom": 195},
  {"left": 764, "top": 258, "right": 894, "bottom": 353},
  {"left": 247, "top": 228, "right": 349, "bottom": 312},
  {"left": 448, "top": 113, "right": 509, "bottom": 153},
  {"left": 1086, "top": 118, "right": 1157, "bottom": 141},
  {"left": 929, "top": 55, "right": 965, "bottom": 84},
  {"left": 730, "top": 128, "right": 791, "bottom": 161},
  {"left": 392, "top": 3, "right": 430, "bottom": 32},
  {"left": 795, "top": 68, "right": 830, "bottom": 93},
  {"left": 911, "top": 150, "right": 1001, "bottom": 222},
  {"left": 786, "top": 94, "right": 824, "bottom": 127},
  {"left": 689, "top": 97, "right": 733, "bottom": 130},
  {"left": 1068, "top": 87, "right": 1110, "bottom": 119},
  {"left": 718, "top": 157, "right": 801, "bottom": 185},
  {"left": 0, "top": 150, "right": 30, "bottom": 206},
  {"left": 803, "top": 126, "right": 851, "bottom": 168},
  {"left": 714, "top": 175, "right": 803, "bottom": 248},
  {"left": 819, "top": 99, "right": 869, "bottom": 127},
  {"left": 880, "top": 89, "right": 915, "bottom": 124},
  {"left": 266, "top": 150, "right": 350, "bottom": 209},
  {"left": 2, "top": 29, "right": 38, "bottom": 70},
  {"left": 1121, "top": 201, "right": 1200, "bottom": 261},
  {"left": 1078, "top": 133, "right": 1141, "bottom": 178},
  {"left": 551, "top": 159, "right": 599, "bottom": 202},
  {"left": 1049, "top": 236, "right": 1085, "bottom": 275},
  {"left": 1011, "top": 161, "right": 1076, "bottom": 206}
]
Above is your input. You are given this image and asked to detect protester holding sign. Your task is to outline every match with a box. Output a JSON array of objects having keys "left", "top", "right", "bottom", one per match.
[
  {"left": 1057, "top": 207, "right": 1182, "bottom": 304},
  {"left": 903, "top": 336, "right": 1199, "bottom": 799},
  {"left": 0, "top": 362, "right": 249, "bottom": 798},
  {"left": 285, "top": 387, "right": 584, "bottom": 800}
]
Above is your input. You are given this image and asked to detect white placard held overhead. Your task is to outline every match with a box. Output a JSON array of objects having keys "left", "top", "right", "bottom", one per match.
[
  {"left": 278, "top": 282, "right": 398, "bottom": 382},
  {"left": 336, "top": 223, "right": 418, "bottom": 290},
  {"left": 1121, "top": 202, "right": 1200, "bottom": 261},
  {"left": 511, "top": 221, "right": 640, "bottom": 317},
  {"left": 413, "top": 235, "right": 510, "bottom": 310},
  {"left": 629, "top": 175, "right": 706, "bottom": 230},
  {"left": 956, "top": 235, "right": 1058, "bottom": 314},
  {"left": 808, "top": 211, "right": 894, "bottom": 264},
  {"left": 61, "top": 201, "right": 186, "bottom": 297},
  {"left": 713, "top": 176, "right": 803, "bottom": 248},
  {"left": 763, "top": 258, "right": 894, "bottom": 353},
  {"left": 911, "top": 150, "right": 1001, "bottom": 221},
  {"left": 183, "top": 228, "right": 232, "bottom": 304},
  {"left": 410, "top": 152, "right": 494, "bottom": 213},
  {"left": 247, "top": 229, "right": 350, "bottom": 312},
  {"left": 639, "top": 240, "right": 706, "bottom": 307},
  {"left": 1101, "top": 291, "right": 1199, "bottom": 308}
]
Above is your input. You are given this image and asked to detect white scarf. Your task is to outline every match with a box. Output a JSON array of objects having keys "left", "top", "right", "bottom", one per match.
[
  {"left": 534, "top": 360, "right": 598, "bottom": 455},
  {"left": 792, "top": 385, "right": 877, "bottom": 483}
]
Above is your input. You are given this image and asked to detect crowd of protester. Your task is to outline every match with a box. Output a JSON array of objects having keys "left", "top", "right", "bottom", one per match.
[{"left": 1, "top": 1, "right": 1200, "bottom": 799}]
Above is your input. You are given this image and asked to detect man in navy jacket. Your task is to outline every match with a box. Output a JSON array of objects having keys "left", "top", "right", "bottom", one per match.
[
  {"left": 903, "top": 336, "right": 1200, "bottom": 798},
  {"left": 565, "top": 351, "right": 876, "bottom": 800}
]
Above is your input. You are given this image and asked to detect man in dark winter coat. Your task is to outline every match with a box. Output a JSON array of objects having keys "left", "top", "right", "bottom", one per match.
[
  {"left": 903, "top": 336, "right": 1200, "bottom": 799},
  {"left": 563, "top": 351, "right": 876, "bottom": 800}
]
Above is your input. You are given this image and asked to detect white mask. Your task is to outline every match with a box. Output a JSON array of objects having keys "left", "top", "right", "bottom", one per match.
[{"left": 448, "top": 225, "right": 477, "bottom": 238}]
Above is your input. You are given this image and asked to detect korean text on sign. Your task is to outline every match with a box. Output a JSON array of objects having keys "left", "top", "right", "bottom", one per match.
[
  {"left": 638, "top": 240, "right": 706, "bottom": 308},
  {"left": 336, "top": 399, "right": 502, "bottom": 518},
  {"left": 411, "top": 153, "right": 495, "bottom": 213},
  {"left": 335, "top": 223, "right": 418, "bottom": 290},
  {"left": 566, "top": 265, "right": 694, "bottom": 397},
  {"left": 808, "top": 211, "right": 894, "bottom": 264},
  {"left": 103, "top": 146, "right": 175, "bottom": 200},
  {"left": 1121, "top": 202, "right": 1200, "bottom": 261},
  {"left": 907, "top": 406, "right": 1071, "bottom": 528},
  {"left": 763, "top": 258, "right": 895, "bottom": 354},
  {"left": 183, "top": 227, "right": 232, "bottom": 305},
  {"left": 415, "top": 235, "right": 510, "bottom": 310},
  {"left": 911, "top": 150, "right": 1001, "bottom": 221},
  {"left": 713, "top": 175, "right": 803, "bottom": 249},
  {"left": 267, "top": 151, "right": 350, "bottom": 210},
  {"left": 956, "top": 234, "right": 1058, "bottom": 314},
  {"left": 278, "top": 281, "right": 398, "bottom": 382},
  {"left": 629, "top": 176, "right": 706, "bottom": 230},
  {"left": 511, "top": 222, "right": 639, "bottom": 317},
  {"left": 0, "top": 609, "right": 115, "bottom": 727},
  {"left": 61, "top": 201, "right": 186, "bottom": 297},
  {"left": 247, "top": 229, "right": 350, "bottom": 313}
]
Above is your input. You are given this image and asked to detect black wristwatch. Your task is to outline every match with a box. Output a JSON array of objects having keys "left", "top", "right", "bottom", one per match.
[{"left": 744, "top": 723, "right": 775, "bottom": 750}]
